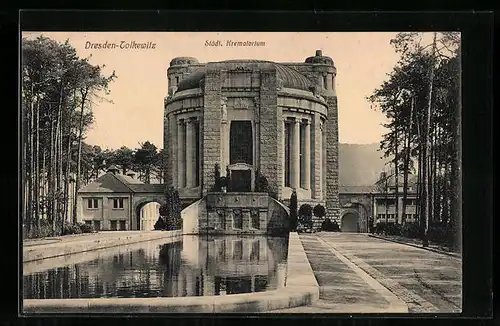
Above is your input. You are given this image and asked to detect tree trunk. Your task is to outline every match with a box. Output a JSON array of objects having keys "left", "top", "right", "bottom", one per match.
[
  {"left": 423, "top": 32, "right": 437, "bottom": 247},
  {"left": 34, "top": 100, "right": 40, "bottom": 234},
  {"left": 402, "top": 96, "right": 415, "bottom": 225},
  {"left": 394, "top": 128, "right": 399, "bottom": 224},
  {"left": 72, "top": 89, "right": 88, "bottom": 224},
  {"left": 450, "top": 50, "right": 461, "bottom": 252}
]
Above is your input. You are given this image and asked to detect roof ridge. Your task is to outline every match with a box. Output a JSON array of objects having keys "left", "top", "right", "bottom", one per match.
[{"left": 109, "top": 173, "right": 136, "bottom": 193}]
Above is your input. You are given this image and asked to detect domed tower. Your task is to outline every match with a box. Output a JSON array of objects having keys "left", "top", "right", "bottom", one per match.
[
  {"left": 305, "top": 50, "right": 337, "bottom": 96},
  {"left": 304, "top": 50, "right": 340, "bottom": 223},
  {"left": 166, "top": 57, "right": 200, "bottom": 96}
]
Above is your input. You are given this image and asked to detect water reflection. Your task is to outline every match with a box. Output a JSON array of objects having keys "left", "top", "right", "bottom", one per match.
[{"left": 23, "top": 235, "right": 288, "bottom": 299}]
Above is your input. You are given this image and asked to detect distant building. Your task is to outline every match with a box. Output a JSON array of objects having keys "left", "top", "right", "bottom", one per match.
[
  {"left": 77, "top": 165, "right": 165, "bottom": 231},
  {"left": 338, "top": 174, "right": 418, "bottom": 233}
]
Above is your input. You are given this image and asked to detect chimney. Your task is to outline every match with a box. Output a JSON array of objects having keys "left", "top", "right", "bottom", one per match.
[{"left": 316, "top": 49, "right": 322, "bottom": 56}]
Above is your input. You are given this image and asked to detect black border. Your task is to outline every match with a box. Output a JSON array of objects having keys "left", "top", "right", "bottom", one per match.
[{"left": 7, "top": 9, "right": 494, "bottom": 326}]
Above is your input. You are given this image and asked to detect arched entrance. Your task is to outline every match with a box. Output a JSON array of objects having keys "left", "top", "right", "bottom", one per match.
[
  {"left": 136, "top": 201, "right": 162, "bottom": 231},
  {"left": 341, "top": 210, "right": 359, "bottom": 232}
]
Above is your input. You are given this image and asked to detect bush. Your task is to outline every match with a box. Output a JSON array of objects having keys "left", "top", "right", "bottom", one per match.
[
  {"left": 428, "top": 221, "right": 449, "bottom": 244},
  {"left": 313, "top": 204, "right": 326, "bottom": 218},
  {"left": 385, "top": 223, "right": 402, "bottom": 236},
  {"left": 298, "top": 204, "right": 313, "bottom": 229},
  {"left": 321, "top": 218, "right": 340, "bottom": 232},
  {"left": 289, "top": 190, "right": 298, "bottom": 231},
  {"left": 255, "top": 174, "right": 269, "bottom": 193},
  {"left": 402, "top": 222, "right": 420, "bottom": 238},
  {"left": 298, "top": 204, "right": 313, "bottom": 218},
  {"left": 154, "top": 217, "right": 166, "bottom": 230},
  {"left": 62, "top": 222, "right": 81, "bottom": 236},
  {"left": 79, "top": 223, "right": 94, "bottom": 234}
]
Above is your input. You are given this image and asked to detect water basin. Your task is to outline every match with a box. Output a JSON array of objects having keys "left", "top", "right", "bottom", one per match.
[{"left": 23, "top": 235, "right": 289, "bottom": 299}]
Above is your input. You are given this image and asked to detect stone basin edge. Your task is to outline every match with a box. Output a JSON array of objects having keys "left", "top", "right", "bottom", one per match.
[{"left": 22, "top": 232, "right": 319, "bottom": 314}]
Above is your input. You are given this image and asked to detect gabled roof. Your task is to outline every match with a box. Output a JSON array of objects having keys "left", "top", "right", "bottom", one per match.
[
  {"left": 78, "top": 172, "right": 133, "bottom": 193},
  {"left": 114, "top": 174, "right": 143, "bottom": 185}
]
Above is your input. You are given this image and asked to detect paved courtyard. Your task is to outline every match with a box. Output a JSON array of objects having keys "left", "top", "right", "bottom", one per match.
[{"left": 273, "top": 233, "right": 462, "bottom": 313}]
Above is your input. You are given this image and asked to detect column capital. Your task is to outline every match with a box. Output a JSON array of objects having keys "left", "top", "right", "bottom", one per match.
[{"left": 177, "top": 118, "right": 184, "bottom": 126}]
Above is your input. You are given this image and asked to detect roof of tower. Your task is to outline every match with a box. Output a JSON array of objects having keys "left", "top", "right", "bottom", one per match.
[{"left": 176, "top": 60, "right": 313, "bottom": 92}]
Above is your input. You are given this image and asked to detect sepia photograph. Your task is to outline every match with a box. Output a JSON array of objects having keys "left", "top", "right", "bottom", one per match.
[{"left": 20, "top": 30, "right": 463, "bottom": 314}]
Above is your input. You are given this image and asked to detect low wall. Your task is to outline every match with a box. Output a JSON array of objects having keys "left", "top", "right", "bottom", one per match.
[
  {"left": 23, "top": 230, "right": 182, "bottom": 263},
  {"left": 23, "top": 232, "right": 319, "bottom": 313}
]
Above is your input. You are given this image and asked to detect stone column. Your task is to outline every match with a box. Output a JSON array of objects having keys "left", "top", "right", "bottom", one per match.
[
  {"left": 172, "top": 117, "right": 178, "bottom": 189},
  {"left": 186, "top": 119, "right": 195, "bottom": 188},
  {"left": 291, "top": 119, "right": 301, "bottom": 190},
  {"left": 282, "top": 119, "right": 286, "bottom": 187},
  {"left": 221, "top": 97, "right": 228, "bottom": 174},
  {"left": 177, "top": 119, "right": 185, "bottom": 188},
  {"left": 304, "top": 120, "right": 311, "bottom": 190}
]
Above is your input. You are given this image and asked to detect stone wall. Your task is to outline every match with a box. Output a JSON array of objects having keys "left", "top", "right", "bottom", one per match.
[
  {"left": 202, "top": 67, "right": 222, "bottom": 196},
  {"left": 325, "top": 96, "right": 340, "bottom": 222},
  {"left": 258, "top": 67, "right": 281, "bottom": 199}
]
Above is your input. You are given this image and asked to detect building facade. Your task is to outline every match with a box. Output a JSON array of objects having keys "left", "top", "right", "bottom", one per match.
[
  {"left": 77, "top": 166, "right": 166, "bottom": 231},
  {"left": 163, "top": 50, "right": 340, "bottom": 223}
]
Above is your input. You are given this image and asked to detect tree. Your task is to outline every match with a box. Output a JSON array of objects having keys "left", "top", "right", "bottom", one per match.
[
  {"left": 289, "top": 189, "right": 298, "bottom": 231},
  {"left": 22, "top": 36, "right": 116, "bottom": 237},
  {"left": 368, "top": 32, "right": 460, "bottom": 248},
  {"left": 161, "top": 187, "right": 182, "bottom": 230},
  {"left": 134, "top": 141, "right": 159, "bottom": 183}
]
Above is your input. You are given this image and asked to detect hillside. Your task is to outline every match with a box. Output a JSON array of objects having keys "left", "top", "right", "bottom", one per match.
[{"left": 339, "top": 143, "right": 389, "bottom": 186}]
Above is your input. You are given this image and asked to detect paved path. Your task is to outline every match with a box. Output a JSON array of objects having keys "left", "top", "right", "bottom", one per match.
[
  {"left": 316, "top": 233, "right": 462, "bottom": 313},
  {"left": 272, "top": 232, "right": 461, "bottom": 314},
  {"left": 271, "top": 234, "right": 407, "bottom": 313}
]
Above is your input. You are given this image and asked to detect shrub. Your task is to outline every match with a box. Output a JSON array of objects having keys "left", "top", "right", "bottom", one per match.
[
  {"left": 428, "top": 221, "right": 449, "bottom": 244},
  {"left": 298, "top": 204, "right": 313, "bottom": 229},
  {"left": 375, "top": 222, "right": 386, "bottom": 235},
  {"left": 79, "top": 223, "right": 94, "bottom": 234},
  {"left": 313, "top": 204, "right": 326, "bottom": 218},
  {"left": 154, "top": 217, "right": 166, "bottom": 230},
  {"left": 256, "top": 174, "right": 269, "bottom": 193},
  {"left": 321, "top": 218, "right": 340, "bottom": 232},
  {"left": 331, "top": 220, "right": 340, "bottom": 232},
  {"left": 298, "top": 204, "right": 313, "bottom": 218},
  {"left": 289, "top": 189, "right": 298, "bottom": 231},
  {"left": 385, "top": 223, "right": 402, "bottom": 236},
  {"left": 159, "top": 204, "right": 168, "bottom": 217},
  {"left": 402, "top": 222, "right": 420, "bottom": 238},
  {"left": 62, "top": 222, "right": 81, "bottom": 236}
]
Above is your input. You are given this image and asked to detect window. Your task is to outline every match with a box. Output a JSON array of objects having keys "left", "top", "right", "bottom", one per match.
[
  {"left": 119, "top": 220, "right": 126, "bottom": 231},
  {"left": 110, "top": 220, "right": 117, "bottom": 231},
  {"left": 233, "top": 240, "right": 243, "bottom": 260},
  {"left": 85, "top": 220, "right": 92, "bottom": 226},
  {"left": 250, "top": 241, "right": 260, "bottom": 261},
  {"left": 94, "top": 220, "right": 101, "bottom": 231},
  {"left": 175, "top": 76, "right": 179, "bottom": 84},
  {"left": 87, "top": 198, "right": 98, "bottom": 209},
  {"left": 112, "top": 198, "right": 124, "bottom": 209},
  {"left": 233, "top": 210, "right": 243, "bottom": 229},
  {"left": 251, "top": 211, "right": 260, "bottom": 229},
  {"left": 377, "top": 214, "right": 386, "bottom": 220}
]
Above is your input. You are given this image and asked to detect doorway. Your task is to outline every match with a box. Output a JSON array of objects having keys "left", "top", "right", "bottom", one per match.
[
  {"left": 341, "top": 212, "right": 359, "bottom": 232},
  {"left": 230, "top": 121, "right": 253, "bottom": 165},
  {"left": 230, "top": 169, "right": 252, "bottom": 192}
]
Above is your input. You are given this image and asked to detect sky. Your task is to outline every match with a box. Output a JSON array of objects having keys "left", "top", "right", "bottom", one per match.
[{"left": 22, "top": 32, "right": 404, "bottom": 150}]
